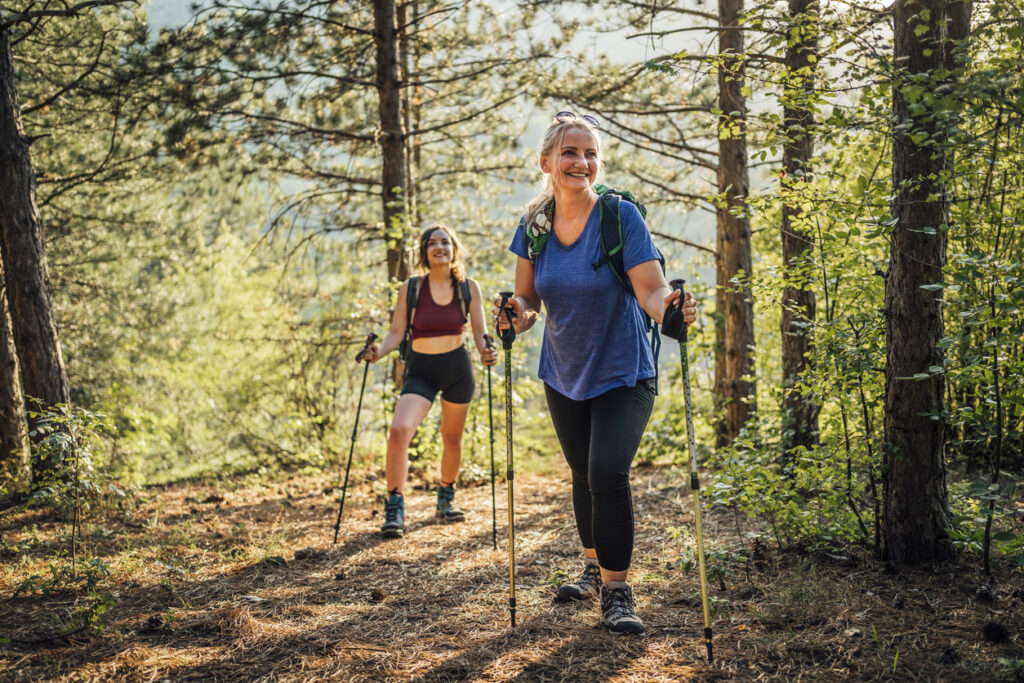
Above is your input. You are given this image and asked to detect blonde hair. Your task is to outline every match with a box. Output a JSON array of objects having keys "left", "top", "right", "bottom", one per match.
[
  {"left": 523, "top": 117, "right": 603, "bottom": 226},
  {"left": 416, "top": 224, "right": 466, "bottom": 282}
]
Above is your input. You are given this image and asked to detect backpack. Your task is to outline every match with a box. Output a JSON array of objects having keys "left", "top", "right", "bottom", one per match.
[
  {"left": 397, "top": 275, "right": 472, "bottom": 363},
  {"left": 524, "top": 184, "right": 665, "bottom": 389}
]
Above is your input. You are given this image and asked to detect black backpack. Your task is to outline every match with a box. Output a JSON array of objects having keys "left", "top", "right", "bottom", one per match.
[
  {"left": 525, "top": 185, "right": 665, "bottom": 388},
  {"left": 397, "top": 275, "right": 472, "bottom": 363}
]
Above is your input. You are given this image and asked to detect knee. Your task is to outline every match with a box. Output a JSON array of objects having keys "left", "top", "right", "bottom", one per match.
[
  {"left": 389, "top": 422, "right": 416, "bottom": 446},
  {"left": 441, "top": 429, "right": 462, "bottom": 451},
  {"left": 589, "top": 464, "right": 628, "bottom": 497}
]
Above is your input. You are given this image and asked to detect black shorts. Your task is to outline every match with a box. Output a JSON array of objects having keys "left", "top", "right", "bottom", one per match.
[{"left": 401, "top": 346, "right": 475, "bottom": 404}]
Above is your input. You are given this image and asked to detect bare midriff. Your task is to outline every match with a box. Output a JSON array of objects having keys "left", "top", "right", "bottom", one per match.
[{"left": 411, "top": 333, "right": 464, "bottom": 355}]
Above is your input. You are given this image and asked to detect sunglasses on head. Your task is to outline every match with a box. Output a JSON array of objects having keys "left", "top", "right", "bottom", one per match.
[{"left": 554, "top": 111, "right": 600, "bottom": 128}]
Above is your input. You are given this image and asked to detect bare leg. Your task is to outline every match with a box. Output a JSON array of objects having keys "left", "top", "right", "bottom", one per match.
[
  {"left": 386, "top": 394, "right": 432, "bottom": 494},
  {"left": 438, "top": 399, "right": 470, "bottom": 485}
]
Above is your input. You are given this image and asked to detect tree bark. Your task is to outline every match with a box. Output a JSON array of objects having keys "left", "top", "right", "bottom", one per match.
[
  {"left": 714, "top": 0, "right": 756, "bottom": 448},
  {"left": 0, "top": 25, "right": 71, "bottom": 424},
  {"left": 374, "top": 0, "right": 410, "bottom": 284},
  {"left": 0, "top": 255, "right": 30, "bottom": 490},
  {"left": 780, "top": 0, "right": 819, "bottom": 457},
  {"left": 883, "top": 0, "right": 970, "bottom": 564}
]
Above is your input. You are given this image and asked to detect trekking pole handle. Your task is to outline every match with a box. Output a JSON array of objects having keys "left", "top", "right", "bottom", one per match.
[
  {"left": 484, "top": 333, "right": 495, "bottom": 350},
  {"left": 497, "top": 292, "right": 517, "bottom": 349},
  {"left": 668, "top": 279, "right": 687, "bottom": 343},
  {"left": 354, "top": 333, "right": 378, "bottom": 362}
]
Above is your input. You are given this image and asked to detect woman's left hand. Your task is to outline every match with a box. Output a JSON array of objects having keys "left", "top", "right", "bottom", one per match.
[
  {"left": 480, "top": 346, "right": 498, "bottom": 367},
  {"left": 665, "top": 290, "right": 697, "bottom": 326}
]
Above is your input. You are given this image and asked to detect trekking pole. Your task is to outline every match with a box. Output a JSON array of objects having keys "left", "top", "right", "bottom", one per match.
[
  {"left": 665, "top": 279, "right": 713, "bottom": 663},
  {"left": 333, "top": 333, "right": 378, "bottom": 544},
  {"left": 484, "top": 333, "right": 498, "bottom": 550},
  {"left": 497, "top": 292, "right": 517, "bottom": 627}
]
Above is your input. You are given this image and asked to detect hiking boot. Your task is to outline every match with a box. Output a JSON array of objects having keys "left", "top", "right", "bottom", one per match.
[
  {"left": 380, "top": 492, "right": 405, "bottom": 538},
  {"left": 435, "top": 484, "right": 465, "bottom": 522},
  {"left": 554, "top": 558, "right": 601, "bottom": 603},
  {"left": 600, "top": 582, "right": 645, "bottom": 636}
]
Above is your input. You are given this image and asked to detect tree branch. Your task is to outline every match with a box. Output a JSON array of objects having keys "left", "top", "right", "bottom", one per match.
[{"left": 1, "top": 0, "right": 137, "bottom": 30}]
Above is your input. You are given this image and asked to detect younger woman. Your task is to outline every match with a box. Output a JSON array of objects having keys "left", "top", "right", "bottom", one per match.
[
  {"left": 360, "top": 225, "right": 496, "bottom": 538},
  {"left": 495, "top": 113, "right": 696, "bottom": 635}
]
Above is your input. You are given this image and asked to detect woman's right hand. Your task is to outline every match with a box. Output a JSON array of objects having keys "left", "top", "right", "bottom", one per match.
[
  {"left": 492, "top": 295, "right": 524, "bottom": 334},
  {"left": 358, "top": 343, "right": 380, "bottom": 363}
]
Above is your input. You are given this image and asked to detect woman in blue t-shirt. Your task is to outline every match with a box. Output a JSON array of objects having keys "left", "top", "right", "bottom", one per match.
[{"left": 495, "top": 112, "right": 696, "bottom": 636}]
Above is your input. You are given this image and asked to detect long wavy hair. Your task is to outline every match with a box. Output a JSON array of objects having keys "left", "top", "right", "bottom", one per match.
[
  {"left": 523, "top": 117, "right": 603, "bottom": 226},
  {"left": 416, "top": 224, "right": 466, "bottom": 282}
]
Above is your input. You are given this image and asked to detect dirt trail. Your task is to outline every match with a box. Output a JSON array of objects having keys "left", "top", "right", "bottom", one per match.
[{"left": 2, "top": 463, "right": 1020, "bottom": 681}]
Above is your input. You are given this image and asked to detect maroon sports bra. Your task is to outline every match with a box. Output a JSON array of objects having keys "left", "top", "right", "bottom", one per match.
[{"left": 410, "top": 280, "right": 465, "bottom": 339}]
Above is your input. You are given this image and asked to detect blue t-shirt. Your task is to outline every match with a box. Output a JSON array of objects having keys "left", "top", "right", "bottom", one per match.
[{"left": 510, "top": 200, "right": 660, "bottom": 400}]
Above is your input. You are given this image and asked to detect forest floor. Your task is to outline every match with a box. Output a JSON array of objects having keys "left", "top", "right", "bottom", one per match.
[{"left": 1, "top": 459, "right": 1022, "bottom": 682}]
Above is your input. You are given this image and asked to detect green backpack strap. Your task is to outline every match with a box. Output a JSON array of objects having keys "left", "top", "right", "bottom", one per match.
[{"left": 594, "top": 192, "right": 631, "bottom": 292}]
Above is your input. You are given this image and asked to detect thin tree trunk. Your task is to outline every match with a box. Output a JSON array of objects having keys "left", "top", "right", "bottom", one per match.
[
  {"left": 398, "top": 1, "right": 421, "bottom": 230},
  {"left": 0, "top": 256, "right": 30, "bottom": 490},
  {"left": 780, "top": 0, "right": 819, "bottom": 458},
  {"left": 0, "top": 25, "right": 71, "bottom": 434},
  {"left": 883, "top": 0, "right": 970, "bottom": 564},
  {"left": 714, "top": 0, "right": 756, "bottom": 448}
]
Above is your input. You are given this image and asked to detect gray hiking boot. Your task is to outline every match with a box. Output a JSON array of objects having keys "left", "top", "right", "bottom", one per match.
[
  {"left": 380, "top": 492, "right": 405, "bottom": 538},
  {"left": 554, "top": 558, "right": 601, "bottom": 603},
  {"left": 600, "top": 582, "right": 645, "bottom": 636},
  {"left": 435, "top": 484, "right": 465, "bottom": 522}
]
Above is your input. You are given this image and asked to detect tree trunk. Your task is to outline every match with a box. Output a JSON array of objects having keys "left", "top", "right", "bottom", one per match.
[
  {"left": 0, "top": 255, "right": 30, "bottom": 490},
  {"left": 0, "top": 26, "right": 71, "bottom": 426},
  {"left": 714, "top": 0, "right": 756, "bottom": 448},
  {"left": 374, "top": 0, "right": 410, "bottom": 284},
  {"left": 374, "top": 0, "right": 410, "bottom": 387},
  {"left": 883, "top": 0, "right": 970, "bottom": 564},
  {"left": 780, "top": 0, "right": 819, "bottom": 457}
]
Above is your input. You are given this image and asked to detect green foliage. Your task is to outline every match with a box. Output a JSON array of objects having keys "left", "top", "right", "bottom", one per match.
[
  {"left": 14, "top": 556, "right": 111, "bottom": 598},
  {"left": 27, "top": 403, "right": 128, "bottom": 517},
  {"left": 948, "top": 476, "right": 1024, "bottom": 567}
]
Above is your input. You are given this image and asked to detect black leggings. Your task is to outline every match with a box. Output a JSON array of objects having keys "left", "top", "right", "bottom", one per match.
[{"left": 544, "top": 378, "right": 656, "bottom": 572}]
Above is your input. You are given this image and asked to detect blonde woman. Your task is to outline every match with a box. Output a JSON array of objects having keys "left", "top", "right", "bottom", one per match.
[
  {"left": 495, "top": 112, "right": 696, "bottom": 635},
  {"left": 360, "top": 225, "right": 496, "bottom": 538}
]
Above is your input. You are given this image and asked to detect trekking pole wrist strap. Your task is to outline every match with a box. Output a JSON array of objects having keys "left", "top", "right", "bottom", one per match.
[{"left": 661, "top": 279, "right": 687, "bottom": 342}]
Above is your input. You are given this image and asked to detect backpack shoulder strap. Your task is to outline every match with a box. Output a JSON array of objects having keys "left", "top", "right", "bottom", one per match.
[
  {"left": 594, "top": 193, "right": 631, "bottom": 293},
  {"left": 455, "top": 278, "right": 472, "bottom": 320},
  {"left": 405, "top": 276, "right": 422, "bottom": 329}
]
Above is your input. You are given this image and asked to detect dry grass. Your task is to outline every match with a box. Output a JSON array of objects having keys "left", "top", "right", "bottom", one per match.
[{"left": 1, "top": 460, "right": 1022, "bottom": 682}]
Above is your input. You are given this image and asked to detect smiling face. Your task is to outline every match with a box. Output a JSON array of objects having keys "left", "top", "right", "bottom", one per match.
[
  {"left": 423, "top": 228, "right": 453, "bottom": 268},
  {"left": 540, "top": 125, "right": 601, "bottom": 194},
  {"left": 416, "top": 224, "right": 466, "bottom": 278}
]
